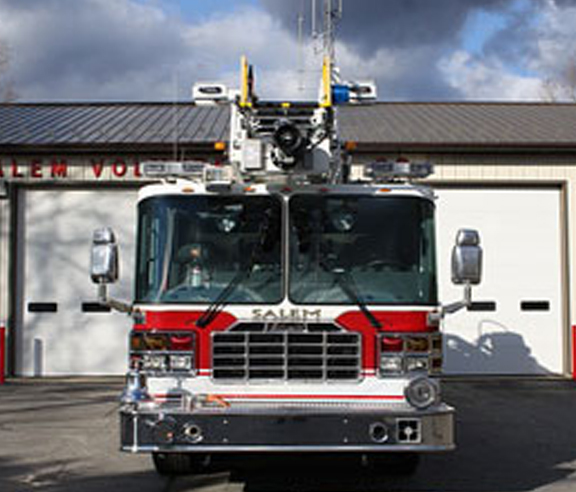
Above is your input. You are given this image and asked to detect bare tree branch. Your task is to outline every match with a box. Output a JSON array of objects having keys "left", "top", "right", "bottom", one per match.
[{"left": 540, "top": 56, "right": 576, "bottom": 103}]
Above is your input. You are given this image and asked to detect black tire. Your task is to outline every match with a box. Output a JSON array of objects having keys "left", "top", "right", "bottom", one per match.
[
  {"left": 152, "top": 452, "right": 210, "bottom": 476},
  {"left": 367, "top": 452, "right": 420, "bottom": 476}
]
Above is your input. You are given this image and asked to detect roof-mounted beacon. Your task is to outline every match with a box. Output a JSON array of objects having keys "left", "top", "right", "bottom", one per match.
[
  {"left": 192, "top": 83, "right": 229, "bottom": 105},
  {"left": 349, "top": 81, "right": 377, "bottom": 103},
  {"left": 367, "top": 159, "right": 434, "bottom": 182}
]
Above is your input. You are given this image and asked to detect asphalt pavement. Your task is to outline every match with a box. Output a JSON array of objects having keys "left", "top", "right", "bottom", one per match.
[{"left": 0, "top": 378, "right": 575, "bottom": 492}]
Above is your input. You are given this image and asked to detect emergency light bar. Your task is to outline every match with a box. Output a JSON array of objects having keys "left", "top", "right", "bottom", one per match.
[
  {"left": 367, "top": 159, "right": 434, "bottom": 181},
  {"left": 142, "top": 161, "right": 206, "bottom": 178},
  {"left": 142, "top": 161, "right": 233, "bottom": 184}
]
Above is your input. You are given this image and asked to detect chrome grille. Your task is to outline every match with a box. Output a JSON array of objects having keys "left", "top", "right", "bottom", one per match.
[{"left": 212, "top": 331, "right": 361, "bottom": 381}]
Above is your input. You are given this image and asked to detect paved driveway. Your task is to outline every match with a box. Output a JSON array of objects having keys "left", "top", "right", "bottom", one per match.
[{"left": 0, "top": 379, "right": 575, "bottom": 492}]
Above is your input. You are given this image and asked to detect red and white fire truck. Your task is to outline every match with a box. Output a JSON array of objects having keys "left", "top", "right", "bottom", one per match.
[{"left": 90, "top": 53, "right": 482, "bottom": 476}]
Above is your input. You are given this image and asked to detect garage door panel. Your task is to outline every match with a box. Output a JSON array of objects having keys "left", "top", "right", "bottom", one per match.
[
  {"left": 436, "top": 188, "right": 564, "bottom": 375},
  {"left": 15, "top": 186, "right": 566, "bottom": 376},
  {"left": 17, "top": 189, "right": 137, "bottom": 376}
]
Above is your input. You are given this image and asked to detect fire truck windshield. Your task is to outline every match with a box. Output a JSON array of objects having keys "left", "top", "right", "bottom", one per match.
[
  {"left": 136, "top": 195, "right": 283, "bottom": 304},
  {"left": 289, "top": 195, "right": 438, "bottom": 305}
]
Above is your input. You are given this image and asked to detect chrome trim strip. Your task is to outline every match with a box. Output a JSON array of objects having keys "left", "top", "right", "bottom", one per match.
[
  {"left": 130, "top": 403, "right": 454, "bottom": 417},
  {"left": 122, "top": 444, "right": 455, "bottom": 454}
]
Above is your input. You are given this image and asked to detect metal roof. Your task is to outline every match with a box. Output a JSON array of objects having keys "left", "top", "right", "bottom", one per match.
[
  {"left": 1, "top": 101, "right": 576, "bottom": 152},
  {"left": 0, "top": 103, "right": 229, "bottom": 153},
  {"left": 338, "top": 103, "right": 576, "bottom": 150}
]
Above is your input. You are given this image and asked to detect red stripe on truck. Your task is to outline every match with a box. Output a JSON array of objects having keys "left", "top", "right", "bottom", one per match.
[
  {"left": 134, "top": 311, "right": 237, "bottom": 370},
  {"left": 153, "top": 393, "right": 404, "bottom": 401},
  {"left": 135, "top": 310, "right": 435, "bottom": 372},
  {"left": 336, "top": 311, "right": 435, "bottom": 370}
]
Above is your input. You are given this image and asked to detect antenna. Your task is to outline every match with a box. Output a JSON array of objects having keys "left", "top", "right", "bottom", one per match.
[
  {"left": 298, "top": 1, "right": 305, "bottom": 93},
  {"left": 172, "top": 71, "right": 180, "bottom": 161},
  {"left": 323, "top": 0, "right": 342, "bottom": 65},
  {"left": 312, "top": 0, "right": 317, "bottom": 38},
  {"left": 172, "top": 3, "right": 185, "bottom": 161}
]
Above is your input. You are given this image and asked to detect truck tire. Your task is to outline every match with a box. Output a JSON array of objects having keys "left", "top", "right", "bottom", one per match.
[
  {"left": 368, "top": 452, "right": 420, "bottom": 476},
  {"left": 152, "top": 452, "right": 209, "bottom": 476}
]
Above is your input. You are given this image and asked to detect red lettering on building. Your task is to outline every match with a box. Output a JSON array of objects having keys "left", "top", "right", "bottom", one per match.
[
  {"left": 134, "top": 162, "right": 142, "bottom": 178},
  {"left": 112, "top": 160, "right": 127, "bottom": 178},
  {"left": 31, "top": 161, "right": 43, "bottom": 179},
  {"left": 51, "top": 160, "right": 68, "bottom": 178},
  {"left": 11, "top": 160, "right": 24, "bottom": 178},
  {"left": 91, "top": 160, "right": 105, "bottom": 178}
]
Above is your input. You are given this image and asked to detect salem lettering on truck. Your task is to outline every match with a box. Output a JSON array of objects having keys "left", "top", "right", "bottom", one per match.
[{"left": 89, "top": 1, "right": 483, "bottom": 477}]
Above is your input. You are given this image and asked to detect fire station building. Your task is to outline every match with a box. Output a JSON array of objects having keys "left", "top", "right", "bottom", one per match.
[{"left": 1, "top": 101, "right": 575, "bottom": 378}]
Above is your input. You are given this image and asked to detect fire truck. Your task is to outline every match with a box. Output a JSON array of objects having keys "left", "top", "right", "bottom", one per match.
[{"left": 89, "top": 52, "right": 482, "bottom": 476}]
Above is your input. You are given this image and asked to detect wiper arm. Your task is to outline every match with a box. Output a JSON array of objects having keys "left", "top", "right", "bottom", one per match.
[
  {"left": 196, "top": 209, "right": 275, "bottom": 329},
  {"left": 321, "top": 255, "right": 382, "bottom": 330},
  {"left": 195, "top": 264, "right": 250, "bottom": 329}
]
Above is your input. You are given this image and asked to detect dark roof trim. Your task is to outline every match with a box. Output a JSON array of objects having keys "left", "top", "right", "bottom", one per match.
[
  {"left": 4, "top": 142, "right": 576, "bottom": 157},
  {"left": 353, "top": 142, "right": 576, "bottom": 155},
  {"left": 0, "top": 142, "right": 224, "bottom": 156}
]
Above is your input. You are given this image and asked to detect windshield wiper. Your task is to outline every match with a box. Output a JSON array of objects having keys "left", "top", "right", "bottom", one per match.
[
  {"left": 320, "top": 254, "right": 382, "bottom": 330},
  {"left": 196, "top": 208, "right": 276, "bottom": 329}
]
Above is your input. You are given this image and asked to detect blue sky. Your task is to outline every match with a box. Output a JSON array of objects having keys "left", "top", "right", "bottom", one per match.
[
  {"left": 138, "top": 0, "right": 260, "bottom": 20},
  {"left": 1, "top": 0, "right": 575, "bottom": 102},
  {"left": 463, "top": 10, "right": 508, "bottom": 55}
]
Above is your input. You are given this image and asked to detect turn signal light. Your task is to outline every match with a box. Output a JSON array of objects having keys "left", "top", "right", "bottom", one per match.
[
  {"left": 405, "top": 336, "right": 429, "bottom": 353},
  {"left": 378, "top": 333, "right": 443, "bottom": 377},
  {"left": 129, "top": 331, "right": 196, "bottom": 374},
  {"left": 381, "top": 336, "right": 403, "bottom": 352},
  {"left": 131, "top": 332, "right": 194, "bottom": 352}
]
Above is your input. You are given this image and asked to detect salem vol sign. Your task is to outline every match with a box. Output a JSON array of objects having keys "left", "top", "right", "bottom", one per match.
[{"left": 0, "top": 157, "right": 148, "bottom": 182}]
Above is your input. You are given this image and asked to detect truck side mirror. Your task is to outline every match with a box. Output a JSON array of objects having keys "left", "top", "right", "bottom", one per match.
[
  {"left": 91, "top": 227, "right": 119, "bottom": 284},
  {"left": 451, "top": 229, "right": 482, "bottom": 285}
]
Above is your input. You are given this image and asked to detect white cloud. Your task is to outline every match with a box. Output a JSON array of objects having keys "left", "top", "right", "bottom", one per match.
[
  {"left": 0, "top": 0, "right": 186, "bottom": 100},
  {"left": 2, "top": 0, "right": 576, "bottom": 102},
  {"left": 182, "top": 8, "right": 309, "bottom": 100},
  {"left": 438, "top": 0, "right": 576, "bottom": 101},
  {"left": 530, "top": 0, "right": 576, "bottom": 75},
  {"left": 439, "top": 50, "right": 543, "bottom": 100}
]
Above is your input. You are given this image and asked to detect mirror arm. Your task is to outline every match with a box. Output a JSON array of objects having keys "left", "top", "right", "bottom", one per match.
[
  {"left": 98, "top": 284, "right": 132, "bottom": 314},
  {"left": 442, "top": 283, "right": 472, "bottom": 316}
]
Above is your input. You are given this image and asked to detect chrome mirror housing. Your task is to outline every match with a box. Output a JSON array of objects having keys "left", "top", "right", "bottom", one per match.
[
  {"left": 451, "top": 229, "right": 482, "bottom": 286},
  {"left": 90, "top": 227, "right": 119, "bottom": 284}
]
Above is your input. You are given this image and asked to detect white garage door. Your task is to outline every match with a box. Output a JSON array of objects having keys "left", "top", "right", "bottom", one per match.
[
  {"left": 16, "top": 188, "right": 138, "bottom": 376},
  {"left": 436, "top": 187, "right": 565, "bottom": 375}
]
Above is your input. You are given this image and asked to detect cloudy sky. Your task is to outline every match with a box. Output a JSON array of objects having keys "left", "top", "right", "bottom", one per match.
[{"left": 0, "top": 0, "right": 575, "bottom": 102}]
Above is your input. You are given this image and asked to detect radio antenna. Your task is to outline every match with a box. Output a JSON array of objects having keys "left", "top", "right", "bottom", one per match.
[
  {"left": 298, "top": 2, "right": 305, "bottom": 93},
  {"left": 323, "top": 0, "right": 342, "bottom": 66},
  {"left": 172, "top": 71, "right": 180, "bottom": 161},
  {"left": 312, "top": 0, "right": 317, "bottom": 38}
]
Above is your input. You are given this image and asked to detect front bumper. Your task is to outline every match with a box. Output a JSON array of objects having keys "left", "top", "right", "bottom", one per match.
[{"left": 120, "top": 404, "right": 454, "bottom": 453}]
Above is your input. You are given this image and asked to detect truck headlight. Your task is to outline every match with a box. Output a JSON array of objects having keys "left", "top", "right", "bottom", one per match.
[
  {"left": 405, "top": 377, "right": 439, "bottom": 409},
  {"left": 130, "top": 331, "right": 196, "bottom": 374},
  {"left": 380, "top": 355, "right": 403, "bottom": 375},
  {"left": 406, "top": 356, "right": 430, "bottom": 373},
  {"left": 169, "top": 355, "right": 193, "bottom": 371},
  {"left": 142, "top": 354, "right": 167, "bottom": 371}
]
